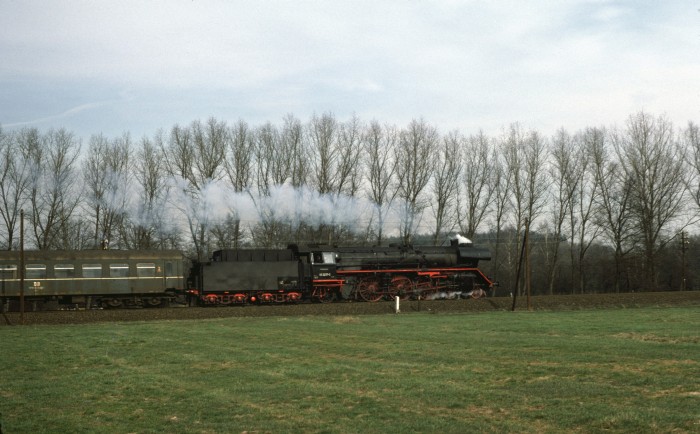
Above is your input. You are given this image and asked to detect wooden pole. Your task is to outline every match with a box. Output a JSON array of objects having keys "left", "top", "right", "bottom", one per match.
[
  {"left": 525, "top": 217, "right": 531, "bottom": 311},
  {"left": 20, "top": 209, "right": 25, "bottom": 325},
  {"left": 511, "top": 218, "right": 529, "bottom": 312},
  {"left": 681, "top": 231, "right": 688, "bottom": 291}
]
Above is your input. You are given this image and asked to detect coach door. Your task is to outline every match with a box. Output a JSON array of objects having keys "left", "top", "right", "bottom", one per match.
[
  {"left": 108, "top": 263, "right": 130, "bottom": 293},
  {"left": 164, "top": 260, "right": 183, "bottom": 290},
  {"left": 0, "top": 265, "right": 18, "bottom": 298}
]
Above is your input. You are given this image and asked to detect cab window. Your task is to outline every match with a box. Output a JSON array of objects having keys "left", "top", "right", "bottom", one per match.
[{"left": 312, "top": 252, "right": 336, "bottom": 264}]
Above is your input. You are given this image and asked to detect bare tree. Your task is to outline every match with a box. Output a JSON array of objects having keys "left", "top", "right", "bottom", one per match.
[
  {"left": 253, "top": 121, "right": 281, "bottom": 195},
  {"left": 162, "top": 124, "right": 194, "bottom": 188},
  {"left": 161, "top": 118, "right": 229, "bottom": 260},
  {"left": 83, "top": 133, "right": 132, "bottom": 248},
  {"left": 190, "top": 118, "right": 228, "bottom": 189},
  {"left": 225, "top": 120, "right": 253, "bottom": 193},
  {"left": 502, "top": 123, "right": 548, "bottom": 294},
  {"left": 544, "top": 128, "right": 578, "bottom": 294},
  {"left": 458, "top": 131, "right": 495, "bottom": 239},
  {"left": 489, "top": 144, "right": 513, "bottom": 287},
  {"left": 308, "top": 112, "right": 338, "bottom": 195},
  {"left": 395, "top": 118, "right": 437, "bottom": 244},
  {"left": 503, "top": 124, "right": 549, "bottom": 230},
  {"left": 591, "top": 129, "right": 636, "bottom": 292},
  {"left": 363, "top": 121, "right": 399, "bottom": 245},
  {"left": 162, "top": 117, "right": 228, "bottom": 189},
  {"left": 220, "top": 120, "right": 254, "bottom": 248},
  {"left": 612, "top": 112, "right": 688, "bottom": 290},
  {"left": 430, "top": 130, "right": 462, "bottom": 244},
  {"left": 249, "top": 217, "right": 294, "bottom": 248},
  {"left": 249, "top": 121, "right": 299, "bottom": 243},
  {"left": 0, "top": 128, "right": 33, "bottom": 249},
  {"left": 571, "top": 128, "right": 604, "bottom": 293},
  {"left": 211, "top": 213, "right": 245, "bottom": 250},
  {"left": 336, "top": 114, "right": 364, "bottom": 197},
  {"left": 268, "top": 122, "right": 293, "bottom": 188},
  {"left": 161, "top": 124, "right": 202, "bottom": 256},
  {"left": 251, "top": 120, "right": 321, "bottom": 244},
  {"left": 304, "top": 113, "right": 364, "bottom": 243},
  {"left": 280, "top": 114, "right": 309, "bottom": 188},
  {"left": 684, "top": 121, "right": 700, "bottom": 210},
  {"left": 27, "top": 129, "right": 82, "bottom": 249},
  {"left": 121, "top": 135, "right": 174, "bottom": 249},
  {"left": 83, "top": 133, "right": 110, "bottom": 246}
]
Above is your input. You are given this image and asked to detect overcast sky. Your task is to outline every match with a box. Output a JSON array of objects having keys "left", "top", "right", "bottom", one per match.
[{"left": 1, "top": 0, "right": 698, "bottom": 142}]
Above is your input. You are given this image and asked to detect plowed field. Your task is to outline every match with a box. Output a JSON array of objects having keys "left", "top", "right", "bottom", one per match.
[{"left": 2, "top": 291, "right": 698, "bottom": 326}]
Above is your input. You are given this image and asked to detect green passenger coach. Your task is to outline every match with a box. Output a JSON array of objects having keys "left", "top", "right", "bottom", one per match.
[{"left": 0, "top": 250, "right": 185, "bottom": 309}]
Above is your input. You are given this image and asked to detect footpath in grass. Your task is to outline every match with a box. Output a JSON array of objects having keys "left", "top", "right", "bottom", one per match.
[{"left": 0, "top": 307, "right": 698, "bottom": 433}]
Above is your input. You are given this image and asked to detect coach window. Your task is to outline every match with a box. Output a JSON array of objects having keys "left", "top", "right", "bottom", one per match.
[
  {"left": 110, "top": 264, "right": 129, "bottom": 278},
  {"left": 82, "top": 264, "right": 102, "bottom": 278},
  {"left": 137, "top": 263, "right": 156, "bottom": 277},
  {"left": 26, "top": 264, "right": 47, "bottom": 279},
  {"left": 54, "top": 264, "right": 75, "bottom": 278},
  {"left": 0, "top": 265, "right": 18, "bottom": 280},
  {"left": 25, "top": 264, "right": 46, "bottom": 279}
]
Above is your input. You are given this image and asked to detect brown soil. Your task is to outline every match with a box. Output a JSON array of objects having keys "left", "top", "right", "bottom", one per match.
[{"left": 2, "top": 291, "right": 699, "bottom": 326}]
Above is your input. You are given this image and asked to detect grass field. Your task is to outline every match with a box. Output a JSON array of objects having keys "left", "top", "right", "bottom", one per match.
[{"left": 1, "top": 307, "right": 698, "bottom": 433}]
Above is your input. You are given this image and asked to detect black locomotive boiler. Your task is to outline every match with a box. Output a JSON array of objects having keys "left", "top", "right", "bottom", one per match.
[{"left": 331, "top": 240, "right": 493, "bottom": 301}]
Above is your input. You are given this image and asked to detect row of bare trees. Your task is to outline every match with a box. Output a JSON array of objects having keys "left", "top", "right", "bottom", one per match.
[{"left": 1, "top": 111, "right": 698, "bottom": 293}]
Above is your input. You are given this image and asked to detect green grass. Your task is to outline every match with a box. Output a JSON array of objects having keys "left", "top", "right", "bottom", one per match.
[{"left": 1, "top": 307, "right": 698, "bottom": 433}]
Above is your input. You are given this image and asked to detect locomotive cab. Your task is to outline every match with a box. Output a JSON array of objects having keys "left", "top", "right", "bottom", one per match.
[
  {"left": 310, "top": 251, "right": 337, "bottom": 280},
  {"left": 288, "top": 244, "right": 344, "bottom": 302}
]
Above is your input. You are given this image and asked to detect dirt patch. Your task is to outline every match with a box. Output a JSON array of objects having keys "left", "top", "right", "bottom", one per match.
[{"left": 2, "top": 291, "right": 699, "bottom": 326}]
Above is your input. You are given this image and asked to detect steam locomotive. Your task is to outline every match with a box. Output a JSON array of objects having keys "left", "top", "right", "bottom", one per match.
[
  {"left": 0, "top": 237, "right": 493, "bottom": 310},
  {"left": 186, "top": 237, "right": 493, "bottom": 305}
]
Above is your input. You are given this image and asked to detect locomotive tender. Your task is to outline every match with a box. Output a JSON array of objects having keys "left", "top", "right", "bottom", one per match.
[{"left": 1, "top": 237, "right": 493, "bottom": 310}]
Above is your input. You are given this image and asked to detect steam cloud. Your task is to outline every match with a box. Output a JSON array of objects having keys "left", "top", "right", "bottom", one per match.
[{"left": 135, "top": 177, "right": 408, "bottom": 241}]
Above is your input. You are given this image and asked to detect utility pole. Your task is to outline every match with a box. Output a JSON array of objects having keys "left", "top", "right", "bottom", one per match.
[
  {"left": 680, "top": 231, "right": 688, "bottom": 291},
  {"left": 525, "top": 218, "right": 531, "bottom": 311},
  {"left": 512, "top": 218, "right": 529, "bottom": 312},
  {"left": 20, "top": 209, "right": 25, "bottom": 325}
]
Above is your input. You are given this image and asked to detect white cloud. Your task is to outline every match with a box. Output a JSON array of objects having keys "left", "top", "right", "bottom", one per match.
[{"left": 1, "top": 0, "right": 697, "bottom": 140}]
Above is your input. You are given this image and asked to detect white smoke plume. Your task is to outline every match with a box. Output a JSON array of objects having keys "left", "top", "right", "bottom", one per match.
[
  {"left": 158, "top": 177, "right": 386, "bottom": 239},
  {"left": 454, "top": 234, "right": 472, "bottom": 245}
]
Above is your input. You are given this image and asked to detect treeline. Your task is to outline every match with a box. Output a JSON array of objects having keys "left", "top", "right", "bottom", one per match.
[{"left": 1, "top": 111, "right": 699, "bottom": 294}]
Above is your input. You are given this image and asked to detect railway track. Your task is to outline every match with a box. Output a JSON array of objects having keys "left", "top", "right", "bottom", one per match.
[{"left": 2, "top": 292, "right": 698, "bottom": 326}]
